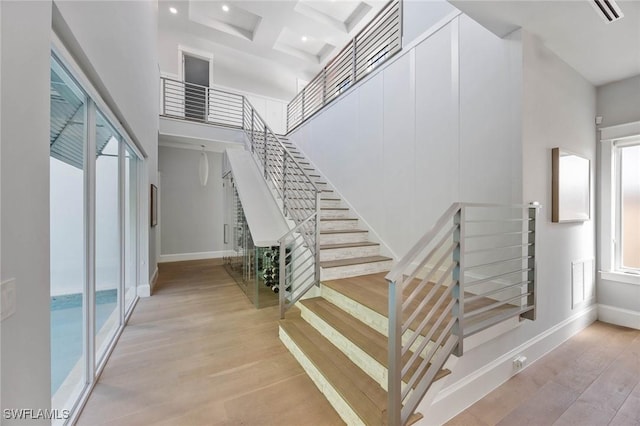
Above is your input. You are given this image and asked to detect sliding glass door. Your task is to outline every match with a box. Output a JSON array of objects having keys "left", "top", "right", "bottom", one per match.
[{"left": 50, "top": 53, "right": 142, "bottom": 423}]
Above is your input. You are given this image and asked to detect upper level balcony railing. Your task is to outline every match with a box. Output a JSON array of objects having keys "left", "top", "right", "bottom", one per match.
[{"left": 286, "top": 0, "right": 402, "bottom": 133}]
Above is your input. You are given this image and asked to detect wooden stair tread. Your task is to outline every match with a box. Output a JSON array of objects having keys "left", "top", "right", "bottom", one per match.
[
  {"left": 320, "top": 218, "right": 357, "bottom": 222},
  {"left": 320, "top": 229, "right": 368, "bottom": 234},
  {"left": 322, "top": 273, "right": 515, "bottom": 338},
  {"left": 320, "top": 242, "right": 380, "bottom": 250},
  {"left": 280, "top": 315, "right": 388, "bottom": 425},
  {"left": 300, "top": 298, "right": 451, "bottom": 385},
  {"left": 320, "top": 255, "right": 392, "bottom": 269},
  {"left": 321, "top": 207, "right": 349, "bottom": 210}
]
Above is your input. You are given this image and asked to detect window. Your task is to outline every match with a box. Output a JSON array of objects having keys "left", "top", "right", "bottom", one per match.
[{"left": 617, "top": 142, "right": 640, "bottom": 271}]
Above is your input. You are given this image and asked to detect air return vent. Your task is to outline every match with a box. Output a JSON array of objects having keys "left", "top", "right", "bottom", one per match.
[{"left": 592, "top": 0, "right": 624, "bottom": 23}]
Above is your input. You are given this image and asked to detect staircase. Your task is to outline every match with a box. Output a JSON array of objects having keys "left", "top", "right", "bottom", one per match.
[
  {"left": 277, "top": 137, "right": 394, "bottom": 281},
  {"left": 279, "top": 272, "right": 456, "bottom": 426}
]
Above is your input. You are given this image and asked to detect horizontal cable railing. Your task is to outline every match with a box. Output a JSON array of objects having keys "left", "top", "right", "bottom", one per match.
[
  {"left": 159, "top": 76, "right": 321, "bottom": 318},
  {"left": 286, "top": 0, "right": 402, "bottom": 133},
  {"left": 161, "top": 77, "right": 244, "bottom": 128},
  {"left": 386, "top": 202, "right": 539, "bottom": 426}
]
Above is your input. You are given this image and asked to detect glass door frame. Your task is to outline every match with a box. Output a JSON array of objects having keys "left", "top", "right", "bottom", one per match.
[{"left": 51, "top": 38, "right": 146, "bottom": 425}]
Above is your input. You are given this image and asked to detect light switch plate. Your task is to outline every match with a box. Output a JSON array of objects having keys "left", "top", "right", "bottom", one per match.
[{"left": 0, "top": 279, "right": 17, "bottom": 321}]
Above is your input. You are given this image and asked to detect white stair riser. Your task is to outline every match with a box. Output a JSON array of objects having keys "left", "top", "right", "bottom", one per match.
[
  {"left": 320, "top": 210, "right": 352, "bottom": 219},
  {"left": 320, "top": 220, "right": 359, "bottom": 231},
  {"left": 320, "top": 199, "right": 343, "bottom": 208},
  {"left": 320, "top": 284, "right": 440, "bottom": 357},
  {"left": 320, "top": 245, "right": 380, "bottom": 261},
  {"left": 279, "top": 328, "right": 366, "bottom": 426},
  {"left": 321, "top": 260, "right": 394, "bottom": 280},
  {"left": 320, "top": 232, "right": 369, "bottom": 245},
  {"left": 299, "top": 303, "right": 421, "bottom": 395}
]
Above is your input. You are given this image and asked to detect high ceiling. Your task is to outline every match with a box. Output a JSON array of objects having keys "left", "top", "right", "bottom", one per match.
[
  {"left": 159, "top": 0, "right": 640, "bottom": 100},
  {"left": 450, "top": 0, "right": 640, "bottom": 86},
  {"left": 159, "top": 0, "right": 387, "bottom": 85}
]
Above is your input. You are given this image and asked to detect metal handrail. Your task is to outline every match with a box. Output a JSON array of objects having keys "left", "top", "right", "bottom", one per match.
[
  {"left": 386, "top": 202, "right": 539, "bottom": 425},
  {"left": 286, "top": 0, "right": 402, "bottom": 132}
]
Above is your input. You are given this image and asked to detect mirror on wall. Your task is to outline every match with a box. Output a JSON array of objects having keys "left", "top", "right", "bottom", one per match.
[{"left": 552, "top": 147, "right": 590, "bottom": 223}]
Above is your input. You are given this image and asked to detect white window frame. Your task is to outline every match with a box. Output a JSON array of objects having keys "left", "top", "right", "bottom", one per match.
[
  {"left": 600, "top": 121, "right": 640, "bottom": 283},
  {"left": 614, "top": 139, "right": 640, "bottom": 274}
]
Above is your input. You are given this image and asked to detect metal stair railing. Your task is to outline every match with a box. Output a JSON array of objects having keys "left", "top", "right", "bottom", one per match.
[
  {"left": 159, "top": 76, "right": 321, "bottom": 319},
  {"left": 286, "top": 0, "right": 402, "bottom": 132},
  {"left": 240, "top": 98, "right": 321, "bottom": 319},
  {"left": 386, "top": 202, "right": 539, "bottom": 425}
]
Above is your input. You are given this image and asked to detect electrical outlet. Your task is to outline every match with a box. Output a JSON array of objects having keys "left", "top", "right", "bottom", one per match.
[
  {"left": 513, "top": 355, "right": 527, "bottom": 370},
  {"left": 0, "top": 278, "right": 17, "bottom": 321}
]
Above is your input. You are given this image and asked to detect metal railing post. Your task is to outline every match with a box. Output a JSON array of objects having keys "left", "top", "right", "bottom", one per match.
[
  {"left": 279, "top": 240, "right": 287, "bottom": 319},
  {"left": 241, "top": 96, "right": 245, "bottom": 129},
  {"left": 161, "top": 78, "right": 166, "bottom": 115},
  {"left": 314, "top": 190, "right": 321, "bottom": 286},
  {"left": 282, "top": 153, "right": 288, "bottom": 216},
  {"left": 452, "top": 206, "right": 465, "bottom": 357},
  {"left": 251, "top": 109, "right": 255, "bottom": 153},
  {"left": 387, "top": 278, "right": 402, "bottom": 426},
  {"left": 301, "top": 88, "right": 306, "bottom": 121},
  {"left": 352, "top": 38, "right": 357, "bottom": 85},
  {"left": 522, "top": 203, "right": 538, "bottom": 321},
  {"left": 264, "top": 127, "right": 268, "bottom": 179},
  {"left": 322, "top": 68, "right": 327, "bottom": 106}
]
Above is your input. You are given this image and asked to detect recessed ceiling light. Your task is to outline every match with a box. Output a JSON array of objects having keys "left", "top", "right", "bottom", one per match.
[
  {"left": 301, "top": 36, "right": 308, "bottom": 42},
  {"left": 222, "top": 4, "right": 230, "bottom": 12},
  {"left": 169, "top": 6, "right": 177, "bottom": 14}
]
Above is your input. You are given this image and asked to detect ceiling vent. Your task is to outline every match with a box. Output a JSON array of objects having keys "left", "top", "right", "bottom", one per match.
[{"left": 591, "top": 0, "right": 624, "bottom": 23}]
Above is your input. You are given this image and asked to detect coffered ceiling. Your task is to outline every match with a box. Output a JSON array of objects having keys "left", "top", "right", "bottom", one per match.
[{"left": 159, "top": 0, "right": 387, "bottom": 85}]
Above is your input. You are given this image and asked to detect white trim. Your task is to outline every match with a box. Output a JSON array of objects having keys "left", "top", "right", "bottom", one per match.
[
  {"left": 600, "top": 270, "right": 640, "bottom": 286},
  {"left": 598, "top": 304, "right": 640, "bottom": 330},
  {"left": 158, "top": 250, "right": 232, "bottom": 263},
  {"left": 178, "top": 44, "right": 214, "bottom": 87},
  {"left": 138, "top": 267, "right": 158, "bottom": 298},
  {"left": 600, "top": 120, "right": 640, "bottom": 142},
  {"left": 424, "top": 305, "right": 598, "bottom": 425}
]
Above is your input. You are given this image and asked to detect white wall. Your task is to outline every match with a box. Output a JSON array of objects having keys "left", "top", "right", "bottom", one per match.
[
  {"left": 597, "top": 75, "right": 640, "bottom": 128},
  {"left": 1, "top": 0, "right": 53, "bottom": 420},
  {"left": 288, "top": 14, "right": 598, "bottom": 420},
  {"left": 402, "top": 0, "right": 458, "bottom": 45},
  {"left": 53, "top": 0, "right": 159, "bottom": 283},
  {"left": 159, "top": 146, "right": 225, "bottom": 259},
  {"left": 290, "top": 15, "right": 521, "bottom": 257}
]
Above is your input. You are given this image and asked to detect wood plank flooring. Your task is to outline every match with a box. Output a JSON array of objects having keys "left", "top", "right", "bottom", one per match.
[
  {"left": 78, "top": 260, "right": 640, "bottom": 426},
  {"left": 76, "top": 260, "right": 344, "bottom": 426},
  {"left": 446, "top": 321, "right": 640, "bottom": 426}
]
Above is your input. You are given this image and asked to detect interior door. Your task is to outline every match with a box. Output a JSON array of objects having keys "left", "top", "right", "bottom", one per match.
[{"left": 183, "top": 54, "right": 210, "bottom": 121}]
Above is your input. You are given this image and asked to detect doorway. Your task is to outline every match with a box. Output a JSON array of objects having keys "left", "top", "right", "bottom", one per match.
[{"left": 183, "top": 54, "right": 210, "bottom": 121}]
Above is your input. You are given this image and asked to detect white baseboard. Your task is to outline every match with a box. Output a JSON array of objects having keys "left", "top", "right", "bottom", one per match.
[
  {"left": 598, "top": 304, "right": 640, "bottom": 330},
  {"left": 158, "top": 250, "right": 231, "bottom": 263},
  {"left": 137, "top": 267, "right": 158, "bottom": 298},
  {"left": 420, "top": 305, "right": 598, "bottom": 425}
]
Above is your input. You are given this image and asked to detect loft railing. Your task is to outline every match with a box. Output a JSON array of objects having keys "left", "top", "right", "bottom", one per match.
[
  {"left": 286, "top": 0, "right": 402, "bottom": 132},
  {"left": 161, "top": 77, "right": 244, "bottom": 128},
  {"left": 160, "top": 76, "right": 321, "bottom": 318},
  {"left": 386, "top": 202, "right": 539, "bottom": 425}
]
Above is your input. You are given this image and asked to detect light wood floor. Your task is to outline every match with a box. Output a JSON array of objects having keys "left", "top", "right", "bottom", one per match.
[
  {"left": 78, "top": 261, "right": 640, "bottom": 426},
  {"left": 447, "top": 321, "right": 640, "bottom": 426},
  {"left": 77, "top": 260, "right": 344, "bottom": 426}
]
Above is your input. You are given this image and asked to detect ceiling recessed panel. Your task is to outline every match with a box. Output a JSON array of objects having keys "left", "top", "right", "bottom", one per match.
[
  {"left": 295, "top": 0, "right": 372, "bottom": 33},
  {"left": 189, "top": 1, "right": 262, "bottom": 41},
  {"left": 273, "top": 27, "right": 336, "bottom": 64}
]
